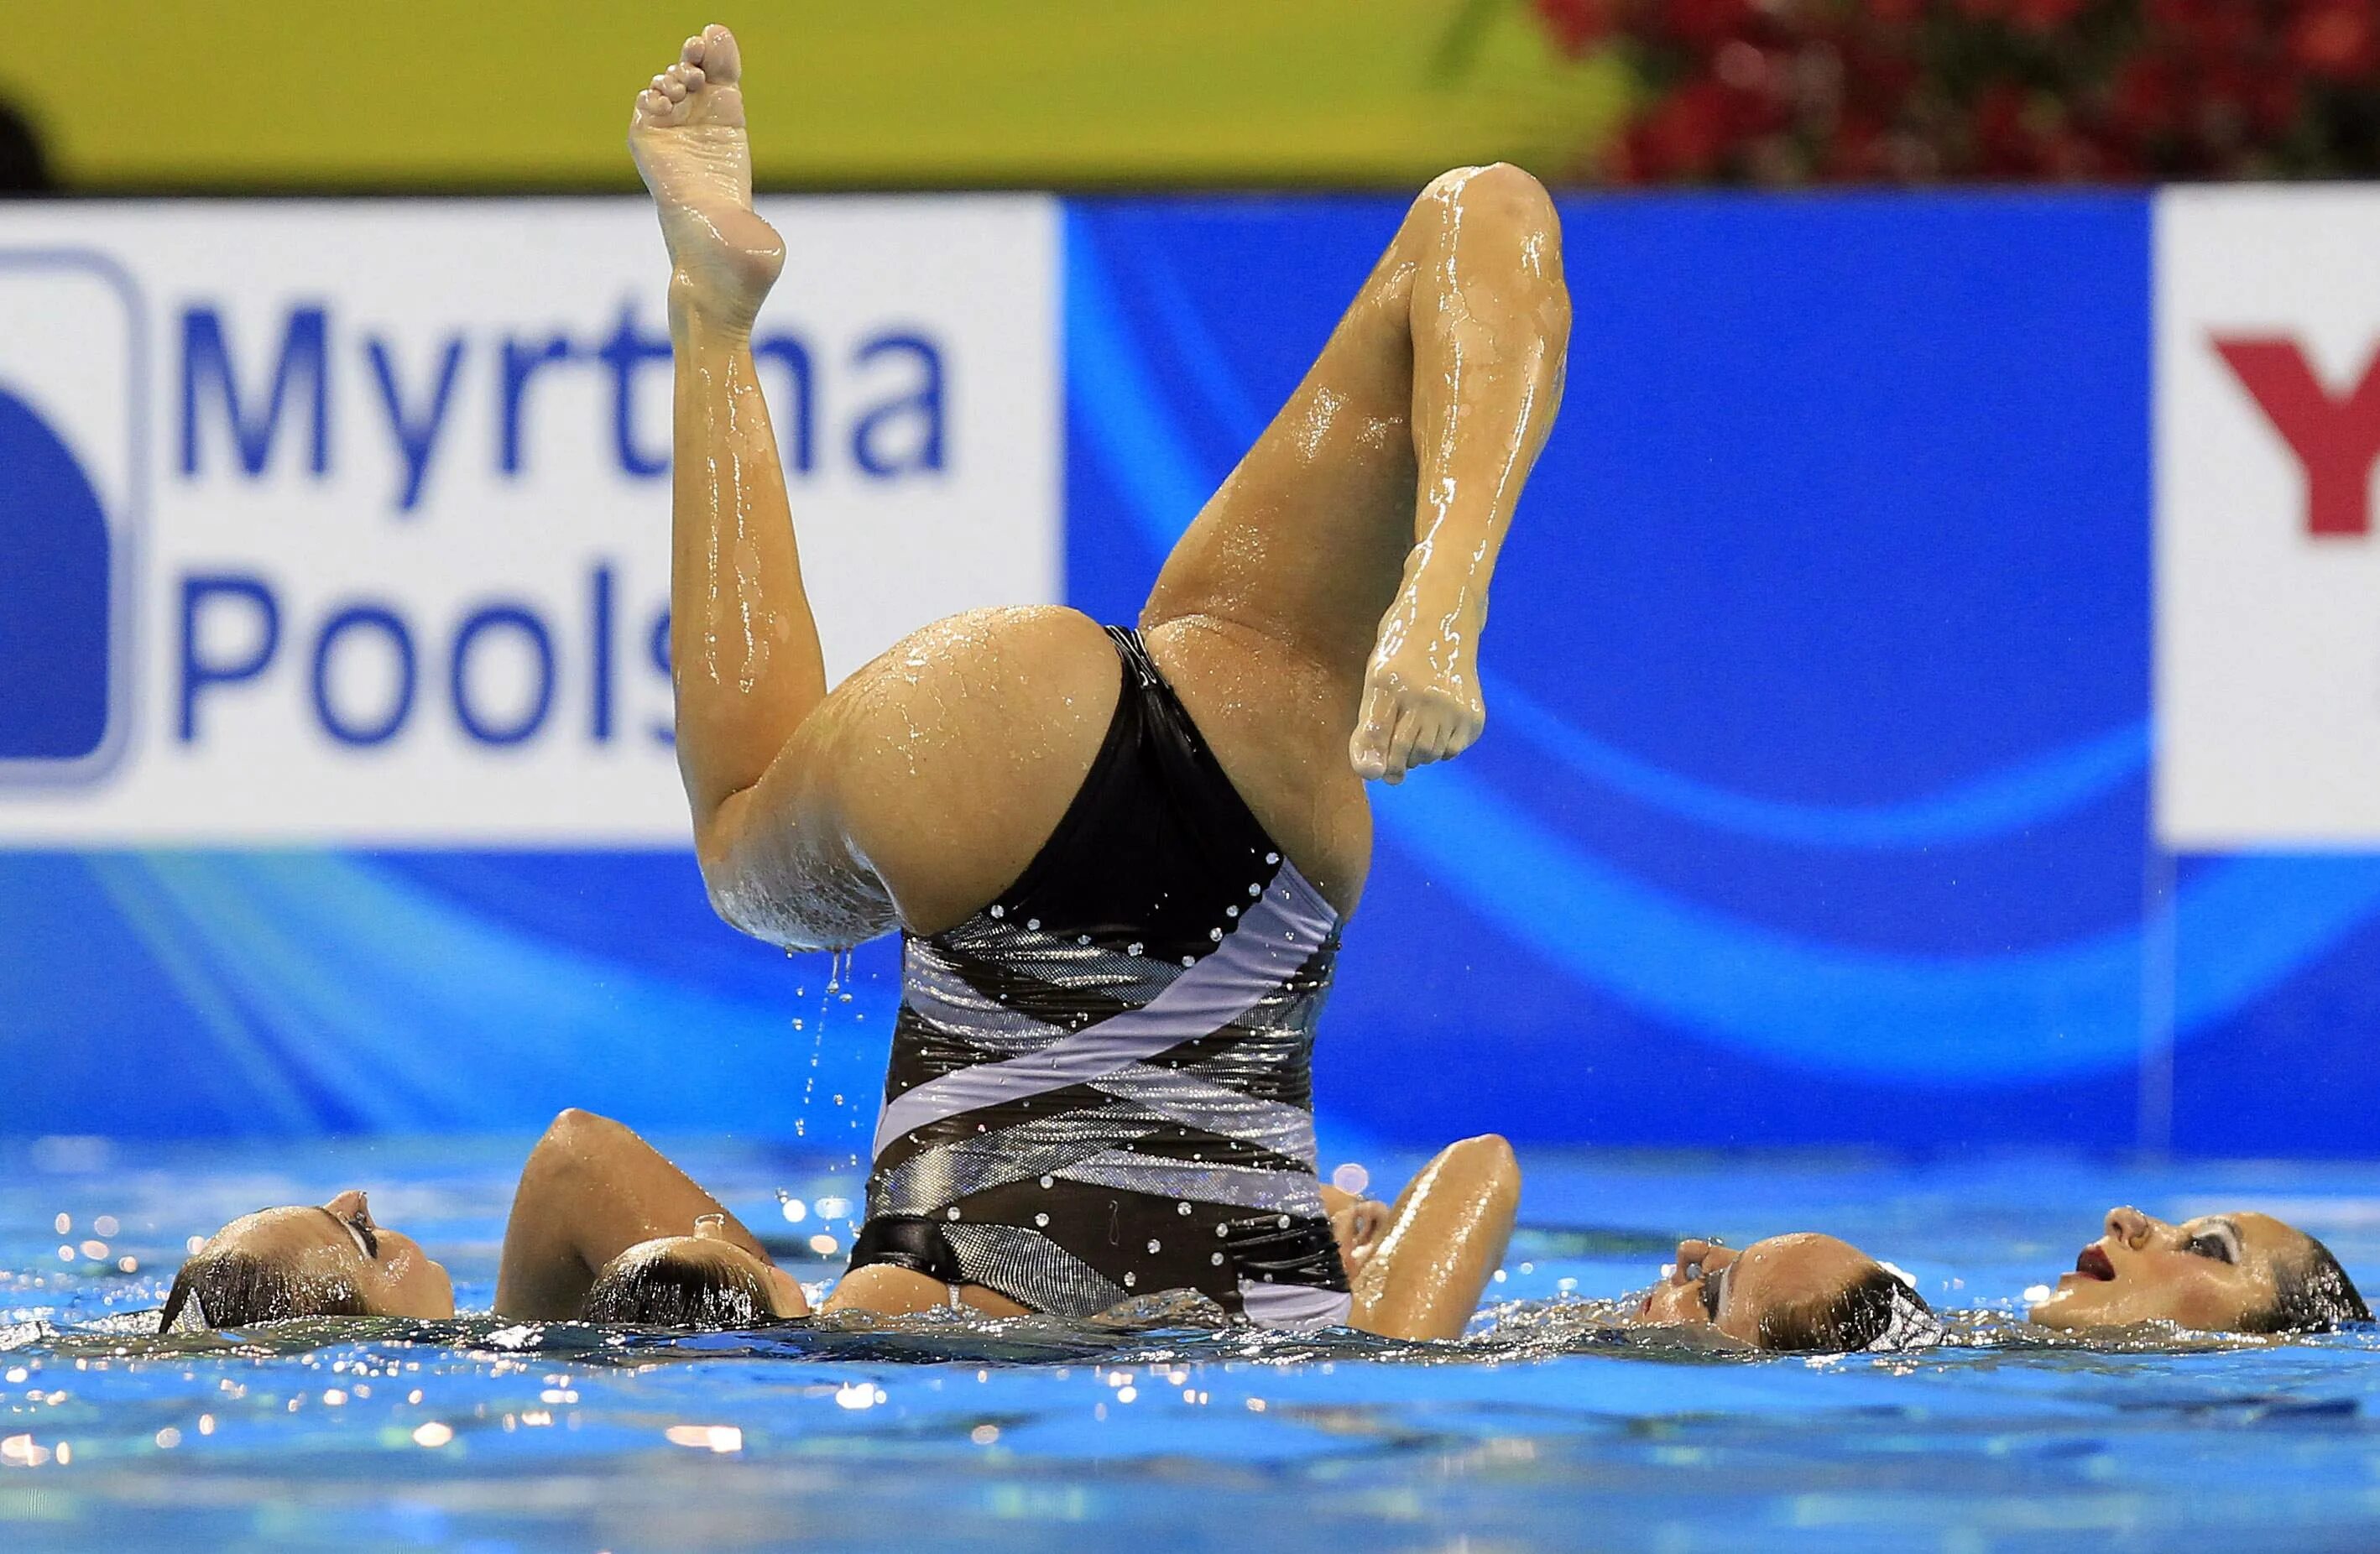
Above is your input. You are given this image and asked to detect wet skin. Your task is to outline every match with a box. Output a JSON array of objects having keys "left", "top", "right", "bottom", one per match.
[
  {"left": 495, "top": 1108, "right": 809, "bottom": 1321},
  {"left": 630, "top": 24, "right": 1563, "bottom": 1332},
  {"left": 194, "top": 1191, "right": 455, "bottom": 1320},
  {"left": 2028, "top": 1206, "right": 2302, "bottom": 1332},
  {"left": 1632, "top": 1233, "right": 1882, "bottom": 1348}
]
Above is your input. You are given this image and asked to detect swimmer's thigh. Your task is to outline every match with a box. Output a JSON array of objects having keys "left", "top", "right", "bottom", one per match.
[
  {"left": 1350, "top": 1134, "right": 1521, "bottom": 1343},
  {"left": 712, "top": 605, "right": 1121, "bottom": 941},
  {"left": 1140, "top": 206, "right": 1433, "bottom": 690}
]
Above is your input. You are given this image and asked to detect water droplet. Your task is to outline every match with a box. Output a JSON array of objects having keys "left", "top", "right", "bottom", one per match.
[
  {"left": 989, "top": 904, "right": 1004, "bottom": 919},
  {"left": 1177, "top": 1202, "right": 1193, "bottom": 1216},
  {"left": 1215, "top": 1224, "right": 1229, "bottom": 1239},
  {"left": 1248, "top": 884, "right": 1261, "bottom": 897},
  {"left": 1122, "top": 1273, "right": 1136, "bottom": 1288},
  {"left": 1227, "top": 906, "right": 1240, "bottom": 918},
  {"left": 1210, "top": 928, "right": 1224, "bottom": 941},
  {"left": 1211, "top": 1252, "right": 1224, "bottom": 1266},
  {"left": 1182, "top": 956, "right": 1196, "bottom": 966},
  {"left": 1035, "top": 1213, "right": 1050, "bottom": 1228},
  {"left": 1146, "top": 1239, "right": 1161, "bottom": 1254},
  {"left": 947, "top": 1207, "right": 961, "bottom": 1221},
  {"left": 1078, "top": 935, "right": 1092, "bottom": 945},
  {"left": 1040, "top": 1176, "right": 1055, "bottom": 1189},
  {"left": 1266, "top": 852, "right": 1280, "bottom": 864},
  {"left": 1026, "top": 918, "right": 1041, "bottom": 931},
  {"left": 1127, "top": 942, "right": 1144, "bottom": 957}
]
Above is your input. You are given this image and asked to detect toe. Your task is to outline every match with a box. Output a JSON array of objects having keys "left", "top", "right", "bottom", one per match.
[
  {"left": 1349, "top": 685, "right": 1396, "bottom": 778},
  {"left": 700, "top": 23, "right": 741, "bottom": 84},
  {"left": 682, "top": 33, "right": 707, "bottom": 65},
  {"left": 1385, "top": 710, "right": 1422, "bottom": 784}
]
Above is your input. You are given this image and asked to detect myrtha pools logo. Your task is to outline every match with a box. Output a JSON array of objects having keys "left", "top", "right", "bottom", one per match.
[{"left": 0, "top": 251, "right": 141, "bottom": 785}]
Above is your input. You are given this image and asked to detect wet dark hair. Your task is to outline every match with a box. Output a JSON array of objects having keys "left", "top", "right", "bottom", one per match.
[
  {"left": 159, "top": 1249, "right": 368, "bottom": 1332},
  {"left": 2245, "top": 1234, "right": 2370, "bottom": 1334},
  {"left": 579, "top": 1244, "right": 774, "bottom": 1331},
  {"left": 1758, "top": 1266, "right": 1929, "bottom": 1353}
]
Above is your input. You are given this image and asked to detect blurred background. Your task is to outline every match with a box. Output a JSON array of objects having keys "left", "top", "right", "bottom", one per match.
[
  {"left": 8, "top": 0, "right": 2379, "bottom": 192},
  {"left": 3, "top": 2, "right": 2380, "bottom": 1161}
]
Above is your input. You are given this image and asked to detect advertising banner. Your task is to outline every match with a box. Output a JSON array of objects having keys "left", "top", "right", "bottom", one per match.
[
  {"left": 4, "top": 192, "right": 2379, "bottom": 1151},
  {"left": 0, "top": 198, "right": 1060, "bottom": 844},
  {"left": 2156, "top": 188, "right": 2380, "bottom": 847}
]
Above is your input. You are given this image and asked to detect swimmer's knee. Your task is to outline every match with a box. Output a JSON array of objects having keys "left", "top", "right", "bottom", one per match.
[
  {"left": 528, "top": 1108, "right": 635, "bottom": 1187},
  {"left": 1444, "top": 1134, "right": 1522, "bottom": 1202},
  {"left": 540, "top": 1107, "right": 624, "bottom": 1148},
  {"left": 1414, "top": 163, "right": 1558, "bottom": 240}
]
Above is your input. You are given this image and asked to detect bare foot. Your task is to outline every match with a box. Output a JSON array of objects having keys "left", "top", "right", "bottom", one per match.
[
  {"left": 1349, "top": 558, "right": 1488, "bottom": 785},
  {"left": 627, "top": 24, "right": 785, "bottom": 331}
]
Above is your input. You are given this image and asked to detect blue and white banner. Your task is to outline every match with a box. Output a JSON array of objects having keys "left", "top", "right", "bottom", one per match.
[
  {"left": 0, "top": 198, "right": 1059, "bottom": 842},
  {"left": 2, "top": 190, "right": 2377, "bottom": 1155}
]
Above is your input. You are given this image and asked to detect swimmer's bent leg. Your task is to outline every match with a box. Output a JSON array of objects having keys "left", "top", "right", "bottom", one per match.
[
  {"left": 1142, "top": 164, "right": 1569, "bottom": 785},
  {"left": 493, "top": 1108, "right": 806, "bottom": 1320},
  {"left": 1340, "top": 1134, "right": 1521, "bottom": 1342}
]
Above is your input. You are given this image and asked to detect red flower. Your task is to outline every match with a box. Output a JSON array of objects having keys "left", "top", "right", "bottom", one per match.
[
  {"left": 2109, "top": 51, "right": 2187, "bottom": 139},
  {"left": 2008, "top": 0, "right": 2089, "bottom": 33},
  {"left": 1861, "top": 0, "right": 1928, "bottom": 25},
  {"left": 2143, "top": 0, "right": 2263, "bottom": 60},
  {"left": 2289, "top": 2, "right": 2378, "bottom": 81},
  {"left": 1536, "top": 0, "right": 1620, "bottom": 56},
  {"left": 1661, "top": 0, "right": 1761, "bottom": 50},
  {"left": 1625, "top": 77, "right": 1739, "bottom": 179}
]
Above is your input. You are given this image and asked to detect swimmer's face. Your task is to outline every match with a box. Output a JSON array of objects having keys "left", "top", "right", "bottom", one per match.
[
  {"left": 1633, "top": 1233, "right": 1882, "bottom": 1348},
  {"left": 198, "top": 1190, "right": 454, "bottom": 1320},
  {"left": 2027, "top": 1207, "right": 2346, "bottom": 1334}
]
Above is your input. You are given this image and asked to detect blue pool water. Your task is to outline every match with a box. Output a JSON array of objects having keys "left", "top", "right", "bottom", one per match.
[{"left": 5, "top": 1138, "right": 2379, "bottom": 1551}]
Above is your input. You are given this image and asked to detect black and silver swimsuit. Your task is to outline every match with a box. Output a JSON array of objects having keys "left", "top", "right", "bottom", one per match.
[{"left": 848, "top": 627, "right": 1352, "bottom": 1327}]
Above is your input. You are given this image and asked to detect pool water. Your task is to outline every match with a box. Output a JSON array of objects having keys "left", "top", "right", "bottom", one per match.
[{"left": 5, "top": 1138, "right": 2379, "bottom": 1551}]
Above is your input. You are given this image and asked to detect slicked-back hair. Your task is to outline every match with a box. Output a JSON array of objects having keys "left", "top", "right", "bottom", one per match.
[
  {"left": 1758, "top": 1266, "right": 1928, "bottom": 1353},
  {"left": 158, "top": 1248, "right": 368, "bottom": 1332},
  {"left": 2248, "top": 1234, "right": 2371, "bottom": 1334},
  {"left": 579, "top": 1244, "right": 774, "bottom": 1331}
]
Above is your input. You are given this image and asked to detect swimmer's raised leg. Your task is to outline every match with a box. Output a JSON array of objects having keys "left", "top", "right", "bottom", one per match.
[
  {"left": 1327, "top": 1134, "right": 1520, "bottom": 1341},
  {"left": 630, "top": 25, "right": 1120, "bottom": 950},
  {"left": 1143, "top": 164, "right": 1568, "bottom": 812},
  {"left": 629, "top": 28, "right": 853, "bottom": 930}
]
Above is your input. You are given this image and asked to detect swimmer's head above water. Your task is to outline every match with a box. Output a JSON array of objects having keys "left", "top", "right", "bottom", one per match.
[
  {"left": 160, "top": 1190, "right": 454, "bottom": 1331},
  {"left": 579, "top": 1213, "right": 805, "bottom": 1330},
  {"left": 1631, "top": 1233, "right": 1932, "bottom": 1353},
  {"left": 2028, "top": 1206, "right": 2368, "bottom": 1335}
]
